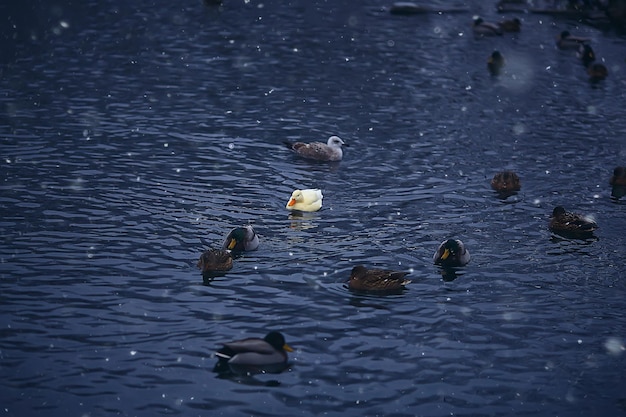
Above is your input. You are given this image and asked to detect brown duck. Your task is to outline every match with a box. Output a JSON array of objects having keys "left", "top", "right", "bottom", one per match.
[{"left": 348, "top": 265, "right": 411, "bottom": 293}]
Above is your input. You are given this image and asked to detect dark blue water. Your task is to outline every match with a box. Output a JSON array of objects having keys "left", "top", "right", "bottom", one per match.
[{"left": 2, "top": 1, "right": 626, "bottom": 416}]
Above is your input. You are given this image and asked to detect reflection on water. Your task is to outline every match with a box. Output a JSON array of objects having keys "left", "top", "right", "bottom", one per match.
[{"left": 2, "top": 0, "right": 626, "bottom": 416}]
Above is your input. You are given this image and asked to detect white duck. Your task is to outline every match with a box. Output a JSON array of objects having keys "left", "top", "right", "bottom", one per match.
[{"left": 285, "top": 189, "right": 323, "bottom": 212}]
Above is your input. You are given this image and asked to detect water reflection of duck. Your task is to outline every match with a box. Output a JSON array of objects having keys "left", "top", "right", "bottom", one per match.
[
  {"left": 223, "top": 225, "right": 260, "bottom": 252},
  {"left": 491, "top": 170, "right": 521, "bottom": 192},
  {"left": 213, "top": 331, "right": 293, "bottom": 375},
  {"left": 549, "top": 206, "right": 598, "bottom": 238},
  {"left": 286, "top": 189, "right": 323, "bottom": 212},
  {"left": 197, "top": 248, "right": 233, "bottom": 277},
  {"left": 433, "top": 239, "right": 471, "bottom": 267},
  {"left": 348, "top": 265, "right": 411, "bottom": 293}
]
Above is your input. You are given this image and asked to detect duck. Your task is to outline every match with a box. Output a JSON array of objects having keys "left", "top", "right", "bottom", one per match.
[
  {"left": 213, "top": 331, "right": 294, "bottom": 375},
  {"left": 556, "top": 30, "right": 590, "bottom": 50},
  {"left": 348, "top": 265, "right": 411, "bottom": 293},
  {"left": 223, "top": 225, "right": 260, "bottom": 252},
  {"left": 283, "top": 136, "right": 346, "bottom": 162},
  {"left": 473, "top": 17, "right": 503, "bottom": 36},
  {"left": 549, "top": 206, "right": 598, "bottom": 238},
  {"left": 433, "top": 239, "right": 471, "bottom": 267},
  {"left": 578, "top": 43, "right": 596, "bottom": 67},
  {"left": 610, "top": 166, "right": 626, "bottom": 186},
  {"left": 285, "top": 189, "right": 323, "bottom": 212},
  {"left": 487, "top": 51, "right": 505, "bottom": 76},
  {"left": 197, "top": 248, "right": 233, "bottom": 276},
  {"left": 587, "top": 62, "right": 608, "bottom": 82},
  {"left": 576, "top": 44, "right": 608, "bottom": 82},
  {"left": 499, "top": 17, "right": 521, "bottom": 32},
  {"left": 491, "top": 170, "right": 521, "bottom": 192}
]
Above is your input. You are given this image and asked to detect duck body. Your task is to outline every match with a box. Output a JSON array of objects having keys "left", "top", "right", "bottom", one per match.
[
  {"left": 549, "top": 206, "right": 597, "bottom": 238},
  {"left": 213, "top": 331, "right": 293, "bottom": 375},
  {"left": 556, "top": 30, "right": 590, "bottom": 49},
  {"left": 433, "top": 239, "right": 471, "bottom": 267},
  {"left": 223, "top": 225, "right": 259, "bottom": 252},
  {"left": 491, "top": 170, "right": 521, "bottom": 192},
  {"left": 499, "top": 17, "right": 521, "bottom": 32},
  {"left": 473, "top": 17, "right": 503, "bottom": 36},
  {"left": 284, "top": 136, "right": 346, "bottom": 162},
  {"left": 286, "top": 189, "right": 323, "bottom": 212},
  {"left": 578, "top": 43, "right": 596, "bottom": 67},
  {"left": 487, "top": 51, "right": 505, "bottom": 76},
  {"left": 197, "top": 248, "right": 233, "bottom": 276},
  {"left": 587, "top": 62, "right": 608, "bottom": 82},
  {"left": 348, "top": 265, "right": 411, "bottom": 293},
  {"left": 610, "top": 166, "right": 626, "bottom": 186}
]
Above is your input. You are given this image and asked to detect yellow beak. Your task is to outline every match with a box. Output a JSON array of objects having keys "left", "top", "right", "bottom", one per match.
[
  {"left": 283, "top": 343, "right": 294, "bottom": 352},
  {"left": 227, "top": 239, "right": 237, "bottom": 250},
  {"left": 441, "top": 248, "right": 450, "bottom": 260}
]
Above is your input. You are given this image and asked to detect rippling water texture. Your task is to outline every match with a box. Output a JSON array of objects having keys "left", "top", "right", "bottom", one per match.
[{"left": 2, "top": 0, "right": 626, "bottom": 416}]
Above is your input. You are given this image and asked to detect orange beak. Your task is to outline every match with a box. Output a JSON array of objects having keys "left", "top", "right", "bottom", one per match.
[{"left": 287, "top": 198, "right": 296, "bottom": 207}]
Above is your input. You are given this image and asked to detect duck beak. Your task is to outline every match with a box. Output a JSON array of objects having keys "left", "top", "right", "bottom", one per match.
[
  {"left": 283, "top": 343, "right": 294, "bottom": 352},
  {"left": 227, "top": 239, "right": 237, "bottom": 250},
  {"left": 441, "top": 248, "right": 450, "bottom": 260},
  {"left": 287, "top": 198, "right": 296, "bottom": 207}
]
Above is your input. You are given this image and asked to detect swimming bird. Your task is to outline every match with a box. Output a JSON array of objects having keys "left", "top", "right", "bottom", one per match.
[
  {"left": 285, "top": 189, "right": 323, "bottom": 212},
  {"left": 491, "top": 170, "right": 521, "bottom": 192},
  {"left": 610, "top": 166, "right": 626, "bottom": 186},
  {"left": 587, "top": 62, "right": 608, "bottom": 82},
  {"left": 223, "top": 225, "right": 259, "bottom": 252},
  {"left": 549, "top": 206, "right": 597, "bottom": 238},
  {"left": 499, "top": 17, "right": 521, "bottom": 32},
  {"left": 348, "top": 265, "right": 411, "bottom": 293},
  {"left": 473, "top": 17, "right": 503, "bottom": 36},
  {"left": 284, "top": 136, "right": 346, "bottom": 162},
  {"left": 556, "top": 30, "right": 590, "bottom": 50},
  {"left": 197, "top": 248, "right": 233, "bottom": 276},
  {"left": 487, "top": 51, "right": 505, "bottom": 76},
  {"left": 578, "top": 43, "right": 596, "bottom": 67},
  {"left": 213, "top": 331, "right": 293, "bottom": 375},
  {"left": 433, "top": 239, "right": 471, "bottom": 267},
  {"left": 577, "top": 44, "right": 608, "bottom": 82}
]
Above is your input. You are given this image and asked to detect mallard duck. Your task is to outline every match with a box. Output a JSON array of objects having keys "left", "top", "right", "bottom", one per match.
[
  {"left": 556, "top": 30, "right": 590, "bottom": 50},
  {"left": 578, "top": 43, "right": 596, "bottom": 67},
  {"left": 285, "top": 189, "right": 323, "bottom": 212},
  {"left": 348, "top": 265, "right": 411, "bottom": 293},
  {"left": 223, "top": 225, "right": 259, "bottom": 252},
  {"left": 491, "top": 170, "right": 521, "bottom": 192},
  {"left": 549, "top": 206, "right": 598, "bottom": 238},
  {"left": 499, "top": 18, "right": 521, "bottom": 32},
  {"left": 197, "top": 248, "right": 233, "bottom": 275},
  {"left": 473, "top": 17, "right": 503, "bottom": 36},
  {"left": 587, "top": 62, "right": 608, "bottom": 82},
  {"left": 610, "top": 166, "right": 626, "bottom": 186},
  {"left": 576, "top": 44, "right": 608, "bottom": 82},
  {"left": 283, "top": 136, "right": 346, "bottom": 162},
  {"left": 433, "top": 239, "right": 471, "bottom": 267},
  {"left": 213, "top": 331, "right": 294, "bottom": 375},
  {"left": 487, "top": 51, "right": 505, "bottom": 76}
]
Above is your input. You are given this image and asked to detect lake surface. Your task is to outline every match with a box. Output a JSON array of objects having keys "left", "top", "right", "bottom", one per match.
[{"left": 1, "top": 0, "right": 626, "bottom": 416}]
